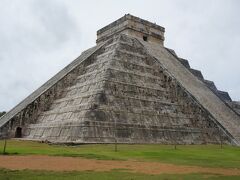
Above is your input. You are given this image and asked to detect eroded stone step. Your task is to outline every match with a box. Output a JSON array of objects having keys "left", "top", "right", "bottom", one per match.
[
  {"left": 107, "top": 67, "right": 166, "bottom": 82},
  {"left": 60, "top": 79, "right": 168, "bottom": 106},
  {"left": 115, "top": 49, "right": 146, "bottom": 59},
  {"left": 53, "top": 90, "right": 103, "bottom": 104},
  {"left": 26, "top": 120, "right": 201, "bottom": 133},
  {"left": 42, "top": 103, "right": 91, "bottom": 116}
]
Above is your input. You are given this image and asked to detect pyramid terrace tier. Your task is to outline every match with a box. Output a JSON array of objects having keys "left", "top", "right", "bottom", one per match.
[{"left": 24, "top": 121, "right": 224, "bottom": 144}]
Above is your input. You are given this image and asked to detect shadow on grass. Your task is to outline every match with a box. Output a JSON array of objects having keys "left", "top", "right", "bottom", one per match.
[
  {"left": 0, "top": 151, "right": 123, "bottom": 161},
  {"left": 0, "top": 152, "right": 19, "bottom": 155},
  {"left": 53, "top": 153, "right": 124, "bottom": 161}
]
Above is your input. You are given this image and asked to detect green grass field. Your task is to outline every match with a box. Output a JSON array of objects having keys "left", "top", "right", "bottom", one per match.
[
  {"left": 1, "top": 140, "right": 240, "bottom": 168},
  {"left": 1, "top": 169, "right": 240, "bottom": 180},
  {"left": 0, "top": 140, "right": 240, "bottom": 179}
]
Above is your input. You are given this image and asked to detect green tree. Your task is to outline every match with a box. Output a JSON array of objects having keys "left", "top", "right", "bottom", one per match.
[{"left": 0, "top": 111, "right": 6, "bottom": 117}]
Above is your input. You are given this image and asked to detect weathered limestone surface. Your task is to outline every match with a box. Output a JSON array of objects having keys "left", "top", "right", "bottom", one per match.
[
  {"left": 0, "top": 43, "right": 105, "bottom": 138},
  {"left": 97, "top": 14, "right": 165, "bottom": 46},
  {"left": 204, "top": 80, "right": 217, "bottom": 91},
  {"left": 229, "top": 101, "right": 240, "bottom": 115},
  {"left": 14, "top": 35, "right": 232, "bottom": 144},
  {"left": 0, "top": 14, "right": 239, "bottom": 145},
  {"left": 141, "top": 39, "right": 240, "bottom": 145}
]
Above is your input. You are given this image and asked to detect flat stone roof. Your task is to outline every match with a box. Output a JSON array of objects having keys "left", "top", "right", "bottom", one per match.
[{"left": 97, "top": 14, "right": 165, "bottom": 34}]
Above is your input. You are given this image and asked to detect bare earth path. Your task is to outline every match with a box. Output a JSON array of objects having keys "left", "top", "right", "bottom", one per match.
[{"left": 0, "top": 155, "right": 239, "bottom": 175}]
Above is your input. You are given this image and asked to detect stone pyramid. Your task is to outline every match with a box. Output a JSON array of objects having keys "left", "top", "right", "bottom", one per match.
[{"left": 1, "top": 14, "right": 240, "bottom": 145}]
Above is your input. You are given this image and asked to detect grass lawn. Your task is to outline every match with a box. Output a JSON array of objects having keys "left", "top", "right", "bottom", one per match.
[
  {"left": 0, "top": 169, "right": 240, "bottom": 180},
  {"left": 0, "top": 140, "right": 240, "bottom": 169}
]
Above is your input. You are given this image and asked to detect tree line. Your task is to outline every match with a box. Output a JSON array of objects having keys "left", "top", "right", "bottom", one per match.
[{"left": 0, "top": 111, "right": 6, "bottom": 117}]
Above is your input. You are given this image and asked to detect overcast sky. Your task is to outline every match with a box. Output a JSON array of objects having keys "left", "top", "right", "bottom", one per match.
[{"left": 0, "top": 0, "right": 239, "bottom": 111}]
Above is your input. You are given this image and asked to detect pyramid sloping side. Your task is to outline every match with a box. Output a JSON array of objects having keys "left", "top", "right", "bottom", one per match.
[
  {"left": 0, "top": 42, "right": 105, "bottom": 138},
  {"left": 22, "top": 38, "right": 117, "bottom": 142},
  {"left": 166, "top": 49, "right": 234, "bottom": 107},
  {"left": 140, "top": 39, "right": 240, "bottom": 145},
  {"left": 166, "top": 48, "right": 234, "bottom": 103},
  {"left": 229, "top": 101, "right": 240, "bottom": 115},
  {"left": 21, "top": 34, "right": 234, "bottom": 144}
]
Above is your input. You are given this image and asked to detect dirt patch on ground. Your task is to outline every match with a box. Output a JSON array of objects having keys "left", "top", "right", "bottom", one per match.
[{"left": 0, "top": 155, "right": 239, "bottom": 175}]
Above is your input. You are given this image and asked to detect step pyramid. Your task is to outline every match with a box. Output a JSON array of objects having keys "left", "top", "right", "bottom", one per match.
[{"left": 0, "top": 14, "right": 240, "bottom": 145}]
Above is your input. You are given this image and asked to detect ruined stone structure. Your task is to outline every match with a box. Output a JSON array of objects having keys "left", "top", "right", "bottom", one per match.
[{"left": 0, "top": 14, "right": 240, "bottom": 145}]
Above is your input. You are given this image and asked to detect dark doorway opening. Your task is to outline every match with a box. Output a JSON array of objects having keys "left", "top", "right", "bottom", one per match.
[
  {"left": 15, "top": 127, "right": 22, "bottom": 138},
  {"left": 143, "top": 36, "right": 148, "bottom": 41}
]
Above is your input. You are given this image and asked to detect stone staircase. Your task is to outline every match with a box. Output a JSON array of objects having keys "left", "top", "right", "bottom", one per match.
[{"left": 141, "top": 38, "right": 240, "bottom": 145}]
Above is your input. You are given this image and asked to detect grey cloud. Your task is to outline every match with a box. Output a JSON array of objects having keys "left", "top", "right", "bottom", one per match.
[
  {"left": 30, "top": 0, "right": 78, "bottom": 47},
  {"left": 0, "top": 0, "right": 81, "bottom": 110},
  {"left": 0, "top": 0, "right": 239, "bottom": 111}
]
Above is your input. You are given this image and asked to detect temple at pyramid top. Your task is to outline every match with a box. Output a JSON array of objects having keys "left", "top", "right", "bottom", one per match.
[{"left": 96, "top": 14, "right": 165, "bottom": 45}]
